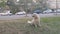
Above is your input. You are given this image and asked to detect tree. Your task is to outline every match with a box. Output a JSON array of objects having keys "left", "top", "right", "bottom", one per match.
[
  {"left": 0, "top": 0, "right": 8, "bottom": 12},
  {"left": 7, "top": 0, "right": 48, "bottom": 14},
  {"left": 7, "top": 0, "right": 20, "bottom": 14},
  {"left": 0, "top": 0, "right": 7, "bottom": 8}
]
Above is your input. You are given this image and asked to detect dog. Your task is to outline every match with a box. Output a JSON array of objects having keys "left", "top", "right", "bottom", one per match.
[{"left": 27, "top": 13, "right": 41, "bottom": 28}]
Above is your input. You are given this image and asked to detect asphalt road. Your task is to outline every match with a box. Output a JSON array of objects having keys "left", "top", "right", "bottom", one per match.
[{"left": 0, "top": 13, "right": 60, "bottom": 20}]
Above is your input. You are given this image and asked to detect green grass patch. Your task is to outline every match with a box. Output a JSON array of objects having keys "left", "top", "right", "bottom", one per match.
[
  {"left": 41, "top": 17, "right": 60, "bottom": 23},
  {"left": 0, "top": 17, "right": 60, "bottom": 34}
]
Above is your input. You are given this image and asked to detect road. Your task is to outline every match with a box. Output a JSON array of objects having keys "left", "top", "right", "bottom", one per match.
[{"left": 0, "top": 13, "right": 60, "bottom": 20}]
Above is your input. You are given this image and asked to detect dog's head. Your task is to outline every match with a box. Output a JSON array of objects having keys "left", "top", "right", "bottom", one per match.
[{"left": 32, "top": 13, "right": 38, "bottom": 19}]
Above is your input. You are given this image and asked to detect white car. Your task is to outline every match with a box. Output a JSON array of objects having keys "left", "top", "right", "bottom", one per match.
[
  {"left": 43, "top": 9, "right": 52, "bottom": 14},
  {"left": 54, "top": 9, "right": 60, "bottom": 13},
  {"left": 0, "top": 10, "right": 12, "bottom": 16},
  {"left": 15, "top": 11, "right": 26, "bottom": 15},
  {"left": 0, "top": 13, "right": 12, "bottom": 16}
]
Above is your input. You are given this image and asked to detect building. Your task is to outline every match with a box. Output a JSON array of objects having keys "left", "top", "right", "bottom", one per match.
[{"left": 47, "top": 0, "right": 60, "bottom": 9}]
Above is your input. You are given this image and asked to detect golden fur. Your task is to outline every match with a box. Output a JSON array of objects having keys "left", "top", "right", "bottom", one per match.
[{"left": 28, "top": 13, "right": 41, "bottom": 27}]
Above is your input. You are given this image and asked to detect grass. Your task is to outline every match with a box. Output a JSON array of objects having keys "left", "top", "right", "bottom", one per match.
[{"left": 0, "top": 17, "right": 60, "bottom": 34}]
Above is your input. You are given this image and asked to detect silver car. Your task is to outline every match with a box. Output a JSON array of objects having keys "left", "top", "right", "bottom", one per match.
[{"left": 43, "top": 9, "right": 52, "bottom": 14}]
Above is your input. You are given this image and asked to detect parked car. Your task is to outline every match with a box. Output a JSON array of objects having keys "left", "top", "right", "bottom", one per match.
[
  {"left": 15, "top": 11, "right": 26, "bottom": 15},
  {"left": 32, "top": 10, "right": 42, "bottom": 14},
  {"left": 43, "top": 9, "right": 52, "bottom": 14},
  {"left": 0, "top": 10, "right": 12, "bottom": 16},
  {"left": 54, "top": 9, "right": 60, "bottom": 13}
]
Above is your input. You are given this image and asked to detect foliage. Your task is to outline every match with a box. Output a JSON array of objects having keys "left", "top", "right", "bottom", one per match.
[
  {"left": 0, "top": 0, "right": 48, "bottom": 14},
  {"left": 9, "top": 5, "right": 19, "bottom": 14},
  {"left": 7, "top": 0, "right": 20, "bottom": 14},
  {"left": 18, "top": 0, "right": 48, "bottom": 12},
  {"left": 0, "top": 0, "right": 6, "bottom": 8}
]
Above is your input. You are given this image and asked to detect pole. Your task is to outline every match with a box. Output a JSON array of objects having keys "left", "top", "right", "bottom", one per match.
[{"left": 56, "top": 0, "right": 57, "bottom": 15}]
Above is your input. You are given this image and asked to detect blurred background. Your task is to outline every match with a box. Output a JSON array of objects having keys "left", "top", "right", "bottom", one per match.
[
  {"left": 0, "top": 0, "right": 60, "bottom": 34},
  {"left": 0, "top": 0, "right": 59, "bottom": 14}
]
